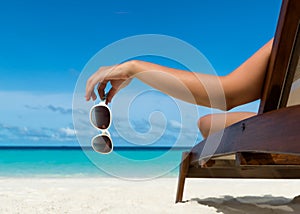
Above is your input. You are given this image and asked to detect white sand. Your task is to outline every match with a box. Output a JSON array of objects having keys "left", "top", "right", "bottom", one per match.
[{"left": 0, "top": 177, "right": 300, "bottom": 214}]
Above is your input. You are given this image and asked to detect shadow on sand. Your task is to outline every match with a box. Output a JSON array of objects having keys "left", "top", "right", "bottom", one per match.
[{"left": 189, "top": 195, "right": 300, "bottom": 214}]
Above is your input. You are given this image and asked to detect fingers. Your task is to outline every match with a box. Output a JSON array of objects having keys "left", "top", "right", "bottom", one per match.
[
  {"left": 85, "top": 66, "right": 112, "bottom": 101},
  {"left": 85, "top": 76, "right": 98, "bottom": 101},
  {"left": 97, "top": 81, "right": 108, "bottom": 100},
  {"left": 106, "top": 87, "right": 117, "bottom": 104},
  {"left": 85, "top": 65, "right": 126, "bottom": 102},
  {"left": 91, "top": 91, "right": 97, "bottom": 101}
]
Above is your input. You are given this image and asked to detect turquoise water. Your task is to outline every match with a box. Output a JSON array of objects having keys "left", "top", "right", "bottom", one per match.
[{"left": 0, "top": 147, "right": 189, "bottom": 178}]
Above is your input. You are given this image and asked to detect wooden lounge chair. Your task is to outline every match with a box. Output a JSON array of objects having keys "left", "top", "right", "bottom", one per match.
[{"left": 176, "top": 0, "right": 300, "bottom": 203}]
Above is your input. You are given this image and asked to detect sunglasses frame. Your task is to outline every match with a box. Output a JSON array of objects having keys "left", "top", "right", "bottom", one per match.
[
  {"left": 91, "top": 131, "right": 113, "bottom": 155},
  {"left": 89, "top": 100, "right": 113, "bottom": 154},
  {"left": 89, "top": 101, "right": 112, "bottom": 130}
]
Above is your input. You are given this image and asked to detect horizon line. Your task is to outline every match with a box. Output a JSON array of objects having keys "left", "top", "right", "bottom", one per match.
[{"left": 0, "top": 145, "right": 192, "bottom": 151}]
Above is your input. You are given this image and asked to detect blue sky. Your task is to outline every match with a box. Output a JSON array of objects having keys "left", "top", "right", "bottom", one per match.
[{"left": 0, "top": 0, "right": 282, "bottom": 146}]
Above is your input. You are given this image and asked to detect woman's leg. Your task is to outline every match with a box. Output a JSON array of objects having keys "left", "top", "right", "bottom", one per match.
[{"left": 198, "top": 112, "right": 257, "bottom": 138}]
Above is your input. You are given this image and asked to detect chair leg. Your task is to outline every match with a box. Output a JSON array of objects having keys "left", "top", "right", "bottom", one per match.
[{"left": 175, "top": 152, "right": 191, "bottom": 203}]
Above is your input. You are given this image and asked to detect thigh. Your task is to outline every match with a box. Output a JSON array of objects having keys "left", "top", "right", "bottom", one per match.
[{"left": 198, "top": 112, "right": 256, "bottom": 138}]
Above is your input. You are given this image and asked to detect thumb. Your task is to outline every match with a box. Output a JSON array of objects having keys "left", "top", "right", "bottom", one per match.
[{"left": 106, "top": 87, "right": 117, "bottom": 104}]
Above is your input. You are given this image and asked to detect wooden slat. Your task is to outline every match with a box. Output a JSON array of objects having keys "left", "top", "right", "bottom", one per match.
[
  {"left": 237, "top": 152, "right": 300, "bottom": 165},
  {"left": 259, "top": 0, "right": 300, "bottom": 113},
  {"left": 186, "top": 165, "right": 300, "bottom": 179},
  {"left": 190, "top": 105, "right": 300, "bottom": 165}
]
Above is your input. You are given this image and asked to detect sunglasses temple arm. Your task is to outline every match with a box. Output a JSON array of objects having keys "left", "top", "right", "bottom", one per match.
[{"left": 101, "top": 92, "right": 108, "bottom": 101}]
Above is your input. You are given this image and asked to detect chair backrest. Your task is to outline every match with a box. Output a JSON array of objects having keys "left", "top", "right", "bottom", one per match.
[
  {"left": 259, "top": 0, "right": 300, "bottom": 114},
  {"left": 287, "top": 65, "right": 300, "bottom": 106}
]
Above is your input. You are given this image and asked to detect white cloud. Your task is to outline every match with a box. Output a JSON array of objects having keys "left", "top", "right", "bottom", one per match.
[
  {"left": 25, "top": 104, "right": 73, "bottom": 114},
  {"left": 59, "top": 127, "right": 76, "bottom": 136},
  {"left": 0, "top": 122, "right": 77, "bottom": 143},
  {"left": 0, "top": 89, "right": 260, "bottom": 147},
  {"left": 0, "top": 90, "right": 78, "bottom": 145},
  {"left": 0, "top": 90, "right": 73, "bottom": 128},
  {"left": 169, "top": 120, "right": 182, "bottom": 129}
]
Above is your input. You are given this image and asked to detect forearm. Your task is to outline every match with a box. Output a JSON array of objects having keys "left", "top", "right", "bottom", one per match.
[
  {"left": 86, "top": 40, "right": 273, "bottom": 110},
  {"left": 127, "top": 60, "right": 226, "bottom": 109},
  {"left": 125, "top": 39, "right": 273, "bottom": 110}
]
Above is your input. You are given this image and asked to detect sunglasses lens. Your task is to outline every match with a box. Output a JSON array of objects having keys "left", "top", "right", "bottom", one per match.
[
  {"left": 91, "top": 106, "right": 110, "bottom": 129},
  {"left": 92, "top": 135, "right": 112, "bottom": 154}
]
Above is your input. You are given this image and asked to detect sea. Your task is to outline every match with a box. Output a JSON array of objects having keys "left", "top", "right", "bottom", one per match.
[{"left": 0, "top": 147, "right": 191, "bottom": 180}]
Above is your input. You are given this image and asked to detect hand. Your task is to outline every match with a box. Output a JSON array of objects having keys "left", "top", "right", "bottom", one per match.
[{"left": 85, "top": 61, "right": 134, "bottom": 104}]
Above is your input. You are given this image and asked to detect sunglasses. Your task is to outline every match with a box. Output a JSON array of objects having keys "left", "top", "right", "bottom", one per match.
[{"left": 89, "top": 96, "right": 113, "bottom": 154}]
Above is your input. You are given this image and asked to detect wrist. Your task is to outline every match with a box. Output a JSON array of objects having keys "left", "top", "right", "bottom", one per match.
[{"left": 124, "top": 60, "right": 141, "bottom": 77}]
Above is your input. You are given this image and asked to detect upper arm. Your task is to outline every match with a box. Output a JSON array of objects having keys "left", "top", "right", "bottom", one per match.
[{"left": 222, "top": 39, "right": 274, "bottom": 110}]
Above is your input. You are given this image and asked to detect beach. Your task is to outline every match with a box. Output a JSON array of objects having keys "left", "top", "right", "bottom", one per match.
[{"left": 1, "top": 177, "right": 300, "bottom": 214}]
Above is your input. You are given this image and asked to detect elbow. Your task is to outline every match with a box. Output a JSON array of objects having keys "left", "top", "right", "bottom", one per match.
[
  {"left": 220, "top": 76, "right": 237, "bottom": 111},
  {"left": 224, "top": 96, "right": 235, "bottom": 111},
  {"left": 195, "top": 94, "right": 235, "bottom": 111}
]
